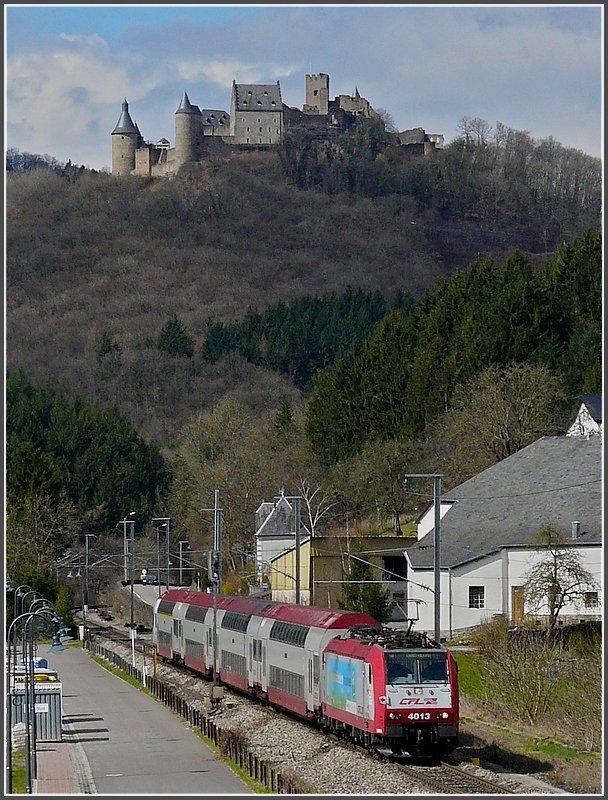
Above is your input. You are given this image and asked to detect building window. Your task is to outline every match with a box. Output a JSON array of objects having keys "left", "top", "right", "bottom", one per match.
[
  {"left": 469, "top": 586, "right": 485, "bottom": 609},
  {"left": 584, "top": 591, "right": 599, "bottom": 607}
]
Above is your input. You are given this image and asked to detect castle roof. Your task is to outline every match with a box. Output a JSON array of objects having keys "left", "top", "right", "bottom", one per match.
[
  {"left": 233, "top": 82, "right": 282, "bottom": 112},
  {"left": 112, "top": 99, "right": 138, "bottom": 135},
  {"left": 175, "top": 91, "right": 201, "bottom": 115},
  {"left": 201, "top": 109, "right": 230, "bottom": 127}
]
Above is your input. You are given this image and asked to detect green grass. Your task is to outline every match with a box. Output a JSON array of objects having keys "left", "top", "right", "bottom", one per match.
[
  {"left": 519, "top": 735, "right": 599, "bottom": 762},
  {"left": 452, "top": 651, "right": 485, "bottom": 700},
  {"left": 9, "top": 748, "right": 26, "bottom": 794}
]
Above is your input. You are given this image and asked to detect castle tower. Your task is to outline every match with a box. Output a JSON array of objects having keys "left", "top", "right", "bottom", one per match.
[
  {"left": 304, "top": 73, "right": 329, "bottom": 115},
  {"left": 111, "top": 99, "right": 139, "bottom": 175},
  {"left": 174, "top": 91, "right": 202, "bottom": 172}
]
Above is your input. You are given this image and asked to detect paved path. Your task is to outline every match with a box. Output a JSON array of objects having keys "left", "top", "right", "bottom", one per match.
[{"left": 32, "top": 644, "right": 252, "bottom": 795}]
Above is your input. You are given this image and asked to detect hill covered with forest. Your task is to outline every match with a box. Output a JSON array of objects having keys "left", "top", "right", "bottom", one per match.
[
  {"left": 6, "top": 121, "right": 601, "bottom": 452},
  {"left": 6, "top": 121, "right": 602, "bottom": 581}
]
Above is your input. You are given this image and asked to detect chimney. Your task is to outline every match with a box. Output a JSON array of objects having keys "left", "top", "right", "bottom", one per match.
[{"left": 571, "top": 521, "right": 581, "bottom": 540}]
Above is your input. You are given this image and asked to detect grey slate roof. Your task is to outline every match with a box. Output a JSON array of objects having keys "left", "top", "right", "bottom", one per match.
[
  {"left": 234, "top": 83, "right": 282, "bottom": 112},
  {"left": 175, "top": 92, "right": 201, "bottom": 115},
  {"left": 111, "top": 99, "right": 138, "bottom": 135},
  {"left": 407, "top": 436, "right": 602, "bottom": 570},
  {"left": 200, "top": 109, "right": 230, "bottom": 126}
]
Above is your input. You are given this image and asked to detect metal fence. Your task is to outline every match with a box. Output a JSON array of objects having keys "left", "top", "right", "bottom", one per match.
[{"left": 86, "top": 638, "right": 306, "bottom": 793}]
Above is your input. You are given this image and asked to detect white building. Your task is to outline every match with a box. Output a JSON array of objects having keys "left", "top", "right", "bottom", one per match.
[
  {"left": 254, "top": 491, "right": 310, "bottom": 594},
  {"left": 566, "top": 394, "right": 602, "bottom": 437},
  {"left": 404, "top": 436, "right": 602, "bottom": 638}
]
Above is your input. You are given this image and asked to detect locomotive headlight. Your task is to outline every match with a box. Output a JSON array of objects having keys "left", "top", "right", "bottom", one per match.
[
  {"left": 438, "top": 712, "right": 450, "bottom": 719},
  {"left": 388, "top": 712, "right": 402, "bottom": 720}
]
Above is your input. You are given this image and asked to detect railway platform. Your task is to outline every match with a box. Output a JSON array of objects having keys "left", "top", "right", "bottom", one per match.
[{"left": 33, "top": 740, "right": 87, "bottom": 794}]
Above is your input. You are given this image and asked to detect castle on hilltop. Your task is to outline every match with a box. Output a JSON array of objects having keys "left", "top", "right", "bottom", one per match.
[{"left": 111, "top": 72, "right": 443, "bottom": 177}]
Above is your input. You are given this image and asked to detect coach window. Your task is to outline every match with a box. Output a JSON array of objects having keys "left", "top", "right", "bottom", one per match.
[{"left": 469, "top": 586, "right": 485, "bottom": 609}]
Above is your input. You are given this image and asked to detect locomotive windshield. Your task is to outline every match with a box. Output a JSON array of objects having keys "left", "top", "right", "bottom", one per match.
[{"left": 386, "top": 651, "right": 448, "bottom": 684}]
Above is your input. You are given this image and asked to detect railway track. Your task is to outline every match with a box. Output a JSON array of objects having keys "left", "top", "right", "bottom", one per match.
[{"left": 394, "top": 760, "right": 516, "bottom": 794}]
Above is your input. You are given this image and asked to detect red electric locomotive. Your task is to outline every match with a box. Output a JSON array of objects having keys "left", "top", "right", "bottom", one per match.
[{"left": 152, "top": 589, "right": 459, "bottom": 757}]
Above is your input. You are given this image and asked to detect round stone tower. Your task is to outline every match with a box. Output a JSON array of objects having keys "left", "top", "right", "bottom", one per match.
[
  {"left": 174, "top": 91, "right": 202, "bottom": 172},
  {"left": 111, "top": 99, "right": 139, "bottom": 175}
]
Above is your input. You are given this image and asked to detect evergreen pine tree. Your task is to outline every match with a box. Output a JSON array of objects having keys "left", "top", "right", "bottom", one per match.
[{"left": 157, "top": 314, "right": 194, "bottom": 358}]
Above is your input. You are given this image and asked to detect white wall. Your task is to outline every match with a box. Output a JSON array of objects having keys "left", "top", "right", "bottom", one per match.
[
  {"left": 416, "top": 501, "right": 455, "bottom": 540},
  {"left": 406, "top": 544, "right": 602, "bottom": 637}
]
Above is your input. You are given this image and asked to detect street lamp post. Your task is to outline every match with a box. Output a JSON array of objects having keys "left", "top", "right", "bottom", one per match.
[
  {"left": 19, "top": 591, "right": 43, "bottom": 664},
  {"left": 6, "top": 609, "right": 66, "bottom": 794},
  {"left": 12, "top": 584, "right": 32, "bottom": 623}
]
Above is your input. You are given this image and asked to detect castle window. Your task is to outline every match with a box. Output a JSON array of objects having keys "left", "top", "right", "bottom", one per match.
[
  {"left": 243, "top": 100, "right": 247, "bottom": 106},
  {"left": 248, "top": 90, "right": 252, "bottom": 95},
  {"left": 313, "top": 90, "right": 318, "bottom": 96},
  {"left": 259, "top": 127, "right": 262, "bottom": 132},
  {"left": 264, "top": 91, "right": 268, "bottom": 95},
  {"left": 271, "top": 101, "right": 276, "bottom": 105}
]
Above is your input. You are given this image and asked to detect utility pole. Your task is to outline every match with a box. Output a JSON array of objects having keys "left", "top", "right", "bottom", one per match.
[
  {"left": 202, "top": 490, "right": 222, "bottom": 692},
  {"left": 404, "top": 473, "right": 443, "bottom": 643},
  {"left": 275, "top": 493, "right": 303, "bottom": 605},
  {"left": 211, "top": 490, "right": 223, "bottom": 703},
  {"left": 152, "top": 516, "right": 171, "bottom": 590},
  {"left": 121, "top": 512, "right": 135, "bottom": 584},
  {"left": 83, "top": 534, "right": 95, "bottom": 647}
]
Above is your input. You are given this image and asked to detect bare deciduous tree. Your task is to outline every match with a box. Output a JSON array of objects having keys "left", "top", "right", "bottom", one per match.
[{"left": 523, "top": 524, "right": 598, "bottom": 638}]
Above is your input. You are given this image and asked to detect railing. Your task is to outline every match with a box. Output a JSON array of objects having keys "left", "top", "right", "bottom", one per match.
[{"left": 86, "top": 638, "right": 306, "bottom": 793}]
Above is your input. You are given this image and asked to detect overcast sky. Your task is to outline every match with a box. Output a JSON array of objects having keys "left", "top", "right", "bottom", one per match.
[{"left": 5, "top": 4, "right": 603, "bottom": 170}]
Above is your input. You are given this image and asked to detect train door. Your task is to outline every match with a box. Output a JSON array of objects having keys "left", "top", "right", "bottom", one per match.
[
  {"left": 246, "top": 618, "right": 262, "bottom": 690},
  {"left": 171, "top": 601, "right": 187, "bottom": 661},
  {"left": 363, "top": 659, "right": 374, "bottom": 719},
  {"left": 261, "top": 641, "right": 267, "bottom": 693},
  {"left": 308, "top": 653, "right": 320, "bottom": 710}
]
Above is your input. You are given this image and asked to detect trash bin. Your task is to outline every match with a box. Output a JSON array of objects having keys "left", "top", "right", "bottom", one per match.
[{"left": 11, "top": 682, "right": 62, "bottom": 741}]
